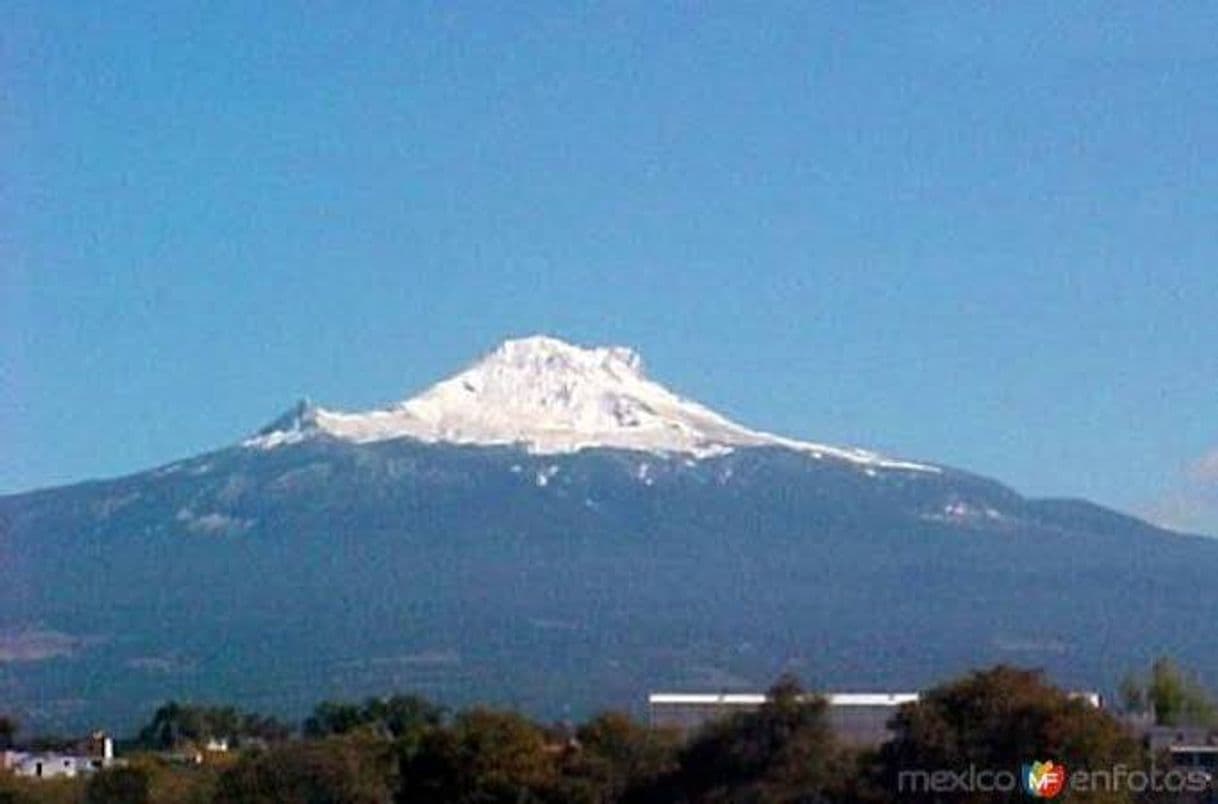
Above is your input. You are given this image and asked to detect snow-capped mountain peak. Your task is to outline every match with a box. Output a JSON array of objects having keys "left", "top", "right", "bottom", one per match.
[{"left": 246, "top": 335, "right": 935, "bottom": 471}]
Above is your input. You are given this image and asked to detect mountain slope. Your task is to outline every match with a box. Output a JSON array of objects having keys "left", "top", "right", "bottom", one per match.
[{"left": 1, "top": 337, "right": 1214, "bottom": 733}]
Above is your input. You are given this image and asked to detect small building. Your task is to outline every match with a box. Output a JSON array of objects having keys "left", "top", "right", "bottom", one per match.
[
  {"left": 1170, "top": 744, "right": 1218, "bottom": 771},
  {"left": 1, "top": 730, "right": 117, "bottom": 780},
  {"left": 4, "top": 752, "right": 103, "bottom": 779},
  {"left": 1143, "top": 725, "right": 1217, "bottom": 754}
]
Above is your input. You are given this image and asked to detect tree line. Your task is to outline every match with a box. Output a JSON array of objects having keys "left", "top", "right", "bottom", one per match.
[{"left": 1, "top": 659, "right": 1214, "bottom": 803}]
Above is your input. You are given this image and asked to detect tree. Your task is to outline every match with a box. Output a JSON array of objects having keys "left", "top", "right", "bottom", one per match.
[
  {"left": 132, "top": 754, "right": 221, "bottom": 804},
  {"left": 369, "top": 695, "right": 445, "bottom": 742},
  {"left": 304, "top": 695, "right": 444, "bottom": 744},
  {"left": 85, "top": 766, "right": 151, "bottom": 804},
  {"left": 1147, "top": 657, "right": 1217, "bottom": 727},
  {"left": 303, "top": 702, "right": 366, "bottom": 739},
  {"left": 399, "top": 708, "right": 557, "bottom": 803},
  {"left": 868, "top": 665, "right": 1142, "bottom": 803},
  {"left": 1118, "top": 673, "right": 1146, "bottom": 715},
  {"left": 213, "top": 737, "right": 392, "bottom": 804},
  {"left": 0, "top": 715, "right": 15, "bottom": 750},
  {"left": 1118, "top": 658, "right": 1217, "bottom": 727},
  {"left": 657, "top": 674, "right": 846, "bottom": 803},
  {"left": 136, "top": 701, "right": 290, "bottom": 749},
  {"left": 555, "top": 712, "right": 678, "bottom": 803}
]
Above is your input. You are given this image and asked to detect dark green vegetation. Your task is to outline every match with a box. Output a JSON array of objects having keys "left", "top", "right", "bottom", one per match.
[
  {"left": 302, "top": 696, "right": 444, "bottom": 742},
  {"left": 3, "top": 440, "right": 1217, "bottom": 733},
  {"left": 866, "top": 667, "right": 1144, "bottom": 804},
  {"left": 136, "top": 703, "right": 291, "bottom": 750},
  {"left": 1121, "top": 658, "right": 1218, "bottom": 728},
  {"left": 2, "top": 665, "right": 1213, "bottom": 803}
]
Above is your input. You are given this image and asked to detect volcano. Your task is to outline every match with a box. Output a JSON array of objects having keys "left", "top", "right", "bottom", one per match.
[{"left": 2, "top": 336, "right": 1214, "bottom": 732}]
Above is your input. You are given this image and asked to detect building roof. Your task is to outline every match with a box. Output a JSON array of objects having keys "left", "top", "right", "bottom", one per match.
[{"left": 648, "top": 692, "right": 920, "bottom": 707}]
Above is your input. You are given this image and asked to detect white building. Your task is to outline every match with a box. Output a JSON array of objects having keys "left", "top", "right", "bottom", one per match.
[
  {"left": 204, "top": 737, "right": 230, "bottom": 753},
  {"left": 648, "top": 692, "right": 920, "bottom": 745},
  {"left": 4, "top": 752, "right": 97, "bottom": 779},
  {"left": 1, "top": 732, "right": 116, "bottom": 780},
  {"left": 648, "top": 690, "right": 1103, "bottom": 746}
]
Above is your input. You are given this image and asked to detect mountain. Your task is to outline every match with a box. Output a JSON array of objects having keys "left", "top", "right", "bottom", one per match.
[{"left": 2, "top": 336, "right": 1215, "bottom": 733}]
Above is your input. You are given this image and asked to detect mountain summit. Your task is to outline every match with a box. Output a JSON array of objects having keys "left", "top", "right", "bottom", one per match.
[{"left": 247, "top": 335, "right": 932, "bottom": 470}]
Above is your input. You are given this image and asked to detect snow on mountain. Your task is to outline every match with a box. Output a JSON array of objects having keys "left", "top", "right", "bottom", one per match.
[{"left": 245, "top": 335, "right": 935, "bottom": 471}]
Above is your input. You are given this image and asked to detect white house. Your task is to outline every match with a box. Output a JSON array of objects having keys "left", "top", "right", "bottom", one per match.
[
  {"left": 1, "top": 731, "right": 116, "bottom": 780},
  {"left": 4, "top": 752, "right": 97, "bottom": 779}
]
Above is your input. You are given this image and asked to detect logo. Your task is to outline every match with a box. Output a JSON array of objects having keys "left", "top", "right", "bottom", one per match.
[{"left": 1023, "top": 761, "right": 1067, "bottom": 798}]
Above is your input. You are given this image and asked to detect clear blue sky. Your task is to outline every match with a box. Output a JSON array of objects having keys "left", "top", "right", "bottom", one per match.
[{"left": 3, "top": 3, "right": 1216, "bottom": 533}]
